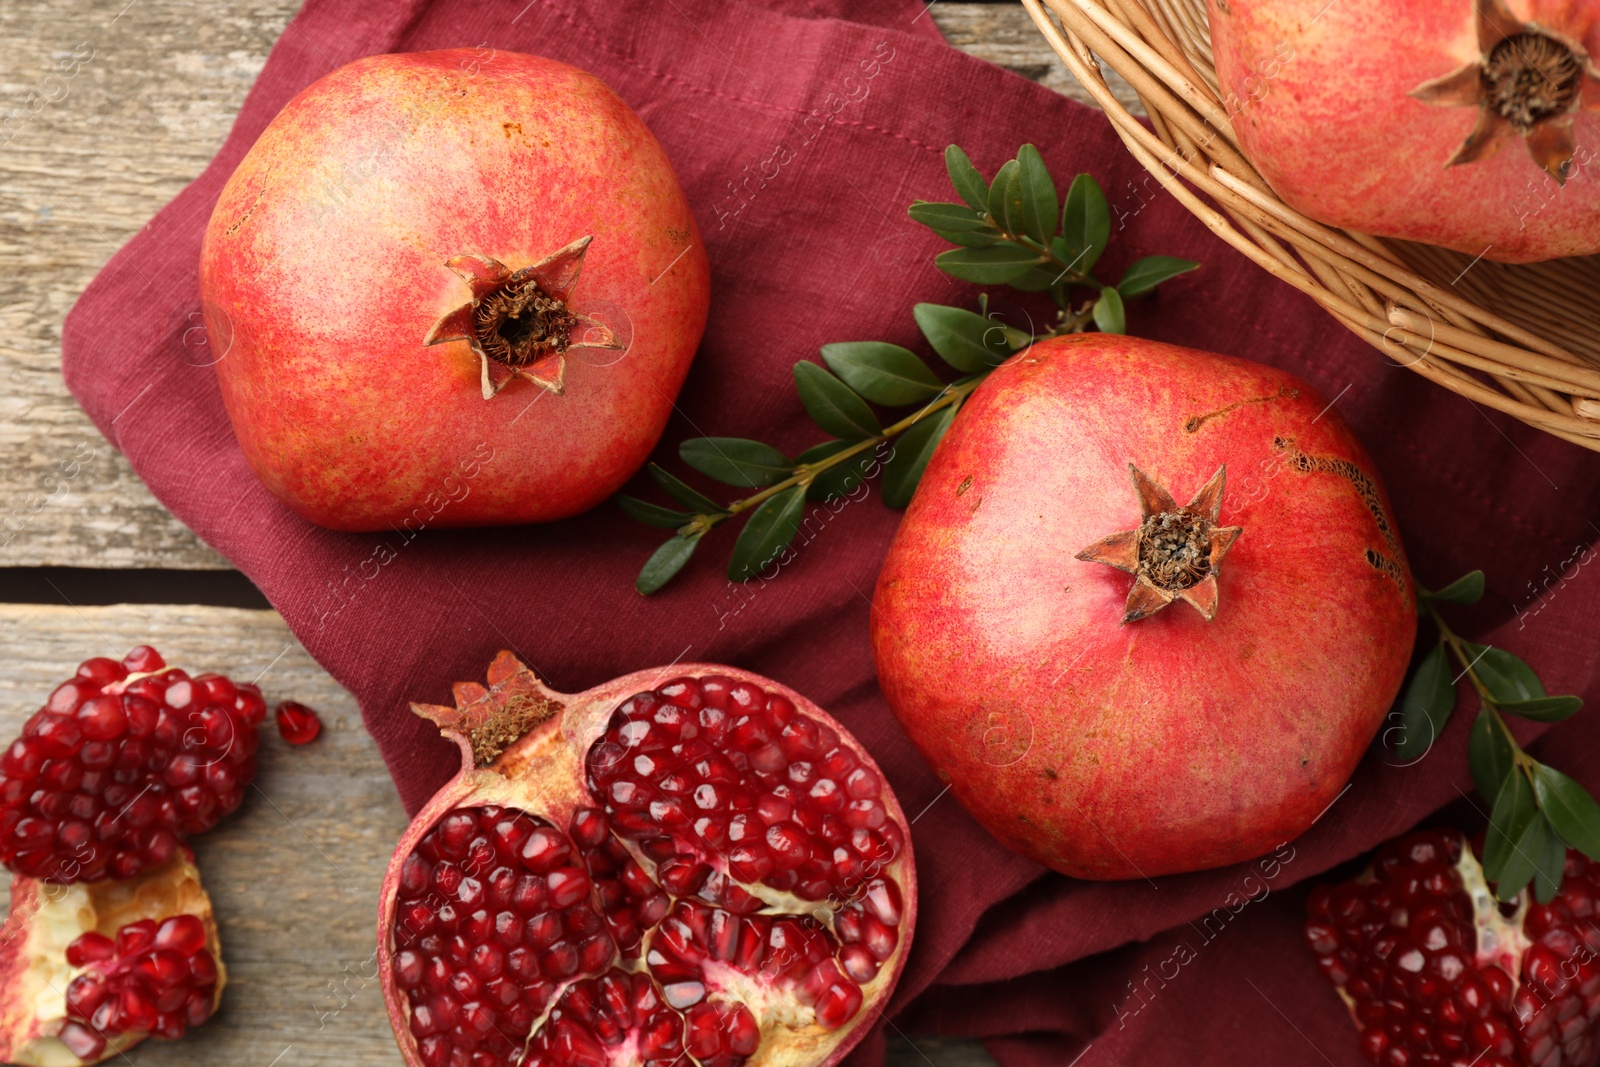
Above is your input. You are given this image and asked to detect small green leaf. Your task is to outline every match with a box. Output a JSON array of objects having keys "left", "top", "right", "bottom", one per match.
[
  {"left": 727, "top": 486, "right": 806, "bottom": 582},
  {"left": 1491, "top": 796, "right": 1547, "bottom": 901},
  {"left": 1499, "top": 695, "right": 1583, "bottom": 723},
  {"left": 1015, "top": 144, "right": 1059, "bottom": 246},
  {"left": 935, "top": 244, "right": 1040, "bottom": 285},
  {"left": 1532, "top": 817, "right": 1568, "bottom": 903},
  {"left": 1483, "top": 769, "right": 1537, "bottom": 883},
  {"left": 1464, "top": 644, "right": 1545, "bottom": 704},
  {"left": 881, "top": 406, "right": 956, "bottom": 509},
  {"left": 1532, "top": 764, "right": 1600, "bottom": 861},
  {"left": 1390, "top": 643, "right": 1457, "bottom": 763},
  {"left": 820, "top": 343, "right": 944, "bottom": 407},
  {"left": 797, "top": 440, "right": 875, "bottom": 502},
  {"left": 913, "top": 303, "right": 1010, "bottom": 373},
  {"left": 1425, "top": 570, "right": 1486, "bottom": 605},
  {"left": 929, "top": 227, "right": 1003, "bottom": 249},
  {"left": 1003, "top": 266, "right": 1065, "bottom": 293},
  {"left": 615, "top": 495, "right": 694, "bottom": 529},
  {"left": 945, "top": 145, "right": 989, "bottom": 211},
  {"left": 1117, "top": 255, "right": 1201, "bottom": 298},
  {"left": 637, "top": 534, "right": 699, "bottom": 595},
  {"left": 986, "top": 159, "right": 1022, "bottom": 238},
  {"left": 1469, "top": 708, "right": 1515, "bottom": 805},
  {"left": 793, "top": 362, "right": 881, "bottom": 440},
  {"left": 908, "top": 201, "right": 990, "bottom": 232},
  {"left": 1059, "top": 173, "right": 1111, "bottom": 275},
  {"left": 648, "top": 463, "right": 723, "bottom": 514},
  {"left": 679, "top": 438, "right": 792, "bottom": 489},
  {"left": 1093, "top": 288, "right": 1126, "bottom": 335}
]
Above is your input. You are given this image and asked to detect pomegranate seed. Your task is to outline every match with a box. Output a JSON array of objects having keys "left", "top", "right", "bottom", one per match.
[{"left": 274, "top": 701, "right": 322, "bottom": 745}]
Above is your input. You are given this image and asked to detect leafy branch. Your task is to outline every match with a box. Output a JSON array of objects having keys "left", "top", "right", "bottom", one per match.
[
  {"left": 617, "top": 143, "right": 1200, "bottom": 595},
  {"left": 1393, "top": 570, "right": 1593, "bottom": 902}
]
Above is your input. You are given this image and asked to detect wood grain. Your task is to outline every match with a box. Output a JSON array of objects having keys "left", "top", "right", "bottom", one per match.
[
  {"left": 0, "top": 0, "right": 1116, "bottom": 571},
  {"left": 0, "top": 604, "right": 997, "bottom": 1067}
]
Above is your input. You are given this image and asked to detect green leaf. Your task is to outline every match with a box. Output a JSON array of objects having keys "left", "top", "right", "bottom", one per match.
[
  {"left": 1390, "top": 643, "right": 1457, "bottom": 763},
  {"left": 637, "top": 534, "right": 699, "bottom": 595},
  {"left": 1117, "top": 255, "right": 1201, "bottom": 298},
  {"left": 820, "top": 343, "right": 944, "bottom": 407},
  {"left": 615, "top": 495, "right": 694, "bottom": 529},
  {"left": 986, "top": 159, "right": 1022, "bottom": 238},
  {"left": 882, "top": 406, "right": 956, "bottom": 509},
  {"left": 727, "top": 486, "right": 806, "bottom": 582},
  {"left": 1004, "top": 266, "right": 1065, "bottom": 293},
  {"left": 1469, "top": 708, "right": 1515, "bottom": 806},
  {"left": 1014, "top": 144, "right": 1058, "bottom": 246},
  {"left": 679, "top": 438, "right": 792, "bottom": 489},
  {"left": 1532, "top": 764, "right": 1600, "bottom": 861},
  {"left": 935, "top": 244, "right": 1040, "bottom": 285},
  {"left": 945, "top": 144, "right": 989, "bottom": 211},
  {"left": 1490, "top": 782, "right": 1544, "bottom": 899},
  {"left": 908, "top": 201, "right": 990, "bottom": 232},
  {"left": 797, "top": 440, "right": 876, "bottom": 502},
  {"left": 1425, "top": 570, "right": 1486, "bottom": 605},
  {"left": 929, "top": 227, "right": 1003, "bottom": 249},
  {"left": 1058, "top": 173, "right": 1111, "bottom": 275},
  {"left": 1093, "top": 288, "right": 1126, "bottom": 335},
  {"left": 1532, "top": 817, "right": 1568, "bottom": 903},
  {"left": 1499, "top": 695, "right": 1583, "bottom": 722},
  {"left": 793, "top": 361, "right": 881, "bottom": 440},
  {"left": 1464, "top": 644, "right": 1545, "bottom": 705},
  {"left": 1483, "top": 769, "right": 1537, "bottom": 883},
  {"left": 647, "top": 463, "right": 723, "bottom": 514},
  {"left": 913, "top": 303, "right": 1010, "bottom": 374}
]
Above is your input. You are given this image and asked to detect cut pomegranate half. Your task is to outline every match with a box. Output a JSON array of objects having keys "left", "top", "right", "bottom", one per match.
[
  {"left": 0, "top": 851, "right": 225, "bottom": 1065},
  {"left": 378, "top": 653, "right": 916, "bottom": 1067},
  {"left": 1306, "top": 828, "right": 1600, "bottom": 1067}
]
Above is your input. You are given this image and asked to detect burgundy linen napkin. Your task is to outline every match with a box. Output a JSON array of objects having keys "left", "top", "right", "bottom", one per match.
[{"left": 60, "top": 0, "right": 1600, "bottom": 1062}]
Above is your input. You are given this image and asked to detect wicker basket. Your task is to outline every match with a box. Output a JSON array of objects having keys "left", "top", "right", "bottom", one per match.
[{"left": 1021, "top": 0, "right": 1600, "bottom": 451}]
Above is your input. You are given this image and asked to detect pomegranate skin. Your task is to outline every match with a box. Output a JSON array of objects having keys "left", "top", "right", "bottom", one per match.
[
  {"left": 871, "top": 335, "right": 1416, "bottom": 880},
  {"left": 1209, "top": 0, "right": 1600, "bottom": 263},
  {"left": 200, "top": 49, "right": 710, "bottom": 531}
]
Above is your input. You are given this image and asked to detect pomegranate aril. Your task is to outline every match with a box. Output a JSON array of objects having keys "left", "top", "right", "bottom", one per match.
[{"left": 274, "top": 700, "right": 322, "bottom": 745}]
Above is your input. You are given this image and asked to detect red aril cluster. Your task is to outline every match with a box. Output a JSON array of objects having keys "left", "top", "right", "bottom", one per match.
[
  {"left": 57, "top": 914, "right": 218, "bottom": 1061},
  {"left": 379, "top": 654, "right": 915, "bottom": 1067},
  {"left": 0, "top": 647, "right": 263, "bottom": 883},
  {"left": 1305, "top": 828, "right": 1600, "bottom": 1067}
]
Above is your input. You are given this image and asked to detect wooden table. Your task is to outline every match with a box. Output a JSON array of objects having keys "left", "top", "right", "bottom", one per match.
[{"left": 0, "top": 3, "right": 1133, "bottom": 1063}]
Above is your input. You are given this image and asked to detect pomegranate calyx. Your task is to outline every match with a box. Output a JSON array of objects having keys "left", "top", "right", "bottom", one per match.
[
  {"left": 423, "top": 235, "right": 624, "bottom": 400},
  {"left": 411, "top": 651, "right": 565, "bottom": 767},
  {"left": 1408, "top": 0, "right": 1600, "bottom": 183},
  {"left": 1075, "top": 463, "right": 1243, "bottom": 623}
]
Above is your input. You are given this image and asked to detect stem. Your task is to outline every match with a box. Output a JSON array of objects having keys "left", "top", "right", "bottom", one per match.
[
  {"left": 1421, "top": 597, "right": 1536, "bottom": 774},
  {"left": 682, "top": 377, "right": 985, "bottom": 536}
]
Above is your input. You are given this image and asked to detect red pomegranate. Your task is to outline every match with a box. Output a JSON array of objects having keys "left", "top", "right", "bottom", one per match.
[
  {"left": 1306, "top": 828, "right": 1600, "bottom": 1067},
  {"left": 0, "top": 852, "right": 225, "bottom": 1065},
  {"left": 377, "top": 652, "right": 915, "bottom": 1067},
  {"left": 0, "top": 646, "right": 264, "bottom": 884},
  {"left": 199, "top": 49, "right": 710, "bottom": 531},
  {"left": 871, "top": 334, "right": 1415, "bottom": 879},
  {"left": 1209, "top": 0, "right": 1600, "bottom": 262}
]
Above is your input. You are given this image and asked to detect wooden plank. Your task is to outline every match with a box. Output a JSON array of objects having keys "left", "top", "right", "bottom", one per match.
[
  {"left": 0, "top": 604, "right": 996, "bottom": 1066},
  {"left": 0, "top": 0, "right": 1114, "bottom": 571}
]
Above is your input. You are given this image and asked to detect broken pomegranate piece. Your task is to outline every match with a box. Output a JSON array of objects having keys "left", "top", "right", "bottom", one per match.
[
  {"left": 0, "top": 646, "right": 265, "bottom": 883},
  {"left": 0, "top": 851, "right": 225, "bottom": 1065},
  {"left": 380, "top": 653, "right": 915, "bottom": 1067},
  {"left": 1305, "top": 828, "right": 1600, "bottom": 1067}
]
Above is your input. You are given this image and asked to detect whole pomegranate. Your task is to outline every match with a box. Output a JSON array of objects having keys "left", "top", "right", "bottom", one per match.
[
  {"left": 378, "top": 652, "right": 916, "bottom": 1067},
  {"left": 0, "top": 646, "right": 264, "bottom": 884},
  {"left": 1209, "top": 0, "right": 1600, "bottom": 262},
  {"left": 872, "top": 334, "right": 1415, "bottom": 879},
  {"left": 1306, "top": 828, "right": 1600, "bottom": 1067},
  {"left": 199, "top": 49, "right": 710, "bottom": 531},
  {"left": 0, "top": 851, "right": 225, "bottom": 1065}
]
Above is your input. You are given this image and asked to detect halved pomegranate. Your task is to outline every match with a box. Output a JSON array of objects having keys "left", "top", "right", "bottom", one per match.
[
  {"left": 378, "top": 653, "right": 916, "bottom": 1067},
  {"left": 0, "top": 851, "right": 225, "bottom": 1065},
  {"left": 1305, "top": 828, "right": 1600, "bottom": 1067}
]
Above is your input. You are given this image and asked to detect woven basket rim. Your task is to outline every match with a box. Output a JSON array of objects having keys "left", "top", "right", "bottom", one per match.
[{"left": 1021, "top": 0, "right": 1600, "bottom": 452}]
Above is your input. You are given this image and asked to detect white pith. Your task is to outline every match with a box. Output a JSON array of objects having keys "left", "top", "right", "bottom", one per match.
[
  {"left": 1456, "top": 841, "right": 1533, "bottom": 978},
  {"left": 382, "top": 660, "right": 917, "bottom": 1067}
]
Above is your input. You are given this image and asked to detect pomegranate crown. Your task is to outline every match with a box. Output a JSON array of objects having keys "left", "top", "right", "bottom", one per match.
[{"left": 410, "top": 651, "right": 564, "bottom": 767}]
